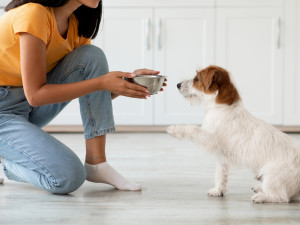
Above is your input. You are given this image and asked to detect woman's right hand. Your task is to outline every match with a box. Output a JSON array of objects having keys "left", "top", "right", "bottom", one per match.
[{"left": 99, "top": 71, "right": 150, "bottom": 99}]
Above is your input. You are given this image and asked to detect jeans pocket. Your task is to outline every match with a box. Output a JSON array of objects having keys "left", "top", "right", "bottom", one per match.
[{"left": 0, "top": 87, "right": 8, "bottom": 100}]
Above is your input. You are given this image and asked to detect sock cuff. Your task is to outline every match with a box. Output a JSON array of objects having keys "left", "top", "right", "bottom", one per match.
[{"left": 85, "top": 162, "right": 108, "bottom": 169}]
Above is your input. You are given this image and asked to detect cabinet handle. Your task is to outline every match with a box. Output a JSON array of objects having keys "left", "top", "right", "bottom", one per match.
[
  {"left": 275, "top": 17, "right": 281, "bottom": 49},
  {"left": 157, "top": 18, "right": 162, "bottom": 50},
  {"left": 145, "top": 18, "right": 151, "bottom": 51}
]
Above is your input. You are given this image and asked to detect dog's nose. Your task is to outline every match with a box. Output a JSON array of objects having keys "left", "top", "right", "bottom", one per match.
[{"left": 177, "top": 83, "right": 181, "bottom": 89}]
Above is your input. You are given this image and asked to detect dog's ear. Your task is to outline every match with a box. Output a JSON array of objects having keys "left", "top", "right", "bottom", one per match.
[
  {"left": 203, "top": 66, "right": 240, "bottom": 105},
  {"left": 202, "top": 68, "right": 219, "bottom": 93}
]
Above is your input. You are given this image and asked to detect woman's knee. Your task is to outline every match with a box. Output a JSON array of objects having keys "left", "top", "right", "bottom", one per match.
[
  {"left": 53, "top": 162, "right": 86, "bottom": 195},
  {"left": 74, "top": 45, "right": 109, "bottom": 77}
]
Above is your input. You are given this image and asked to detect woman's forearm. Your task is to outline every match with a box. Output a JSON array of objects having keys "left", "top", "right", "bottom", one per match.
[
  {"left": 26, "top": 77, "right": 102, "bottom": 106},
  {"left": 19, "top": 33, "right": 152, "bottom": 105}
]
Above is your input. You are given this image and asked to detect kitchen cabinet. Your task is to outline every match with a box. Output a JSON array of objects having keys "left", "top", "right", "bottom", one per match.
[
  {"left": 1, "top": 0, "right": 299, "bottom": 126},
  {"left": 43, "top": 1, "right": 291, "bottom": 125},
  {"left": 292, "top": 0, "right": 300, "bottom": 125},
  {"left": 51, "top": 7, "right": 215, "bottom": 125},
  {"left": 216, "top": 7, "right": 283, "bottom": 124},
  {"left": 153, "top": 8, "right": 215, "bottom": 124},
  {"left": 283, "top": 0, "right": 300, "bottom": 125}
]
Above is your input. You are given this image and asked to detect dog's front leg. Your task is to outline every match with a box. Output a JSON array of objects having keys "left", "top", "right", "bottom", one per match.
[
  {"left": 167, "top": 125, "right": 217, "bottom": 152},
  {"left": 167, "top": 125, "right": 199, "bottom": 140},
  {"left": 208, "top": 163, "right": 229, "bottom": 197}
]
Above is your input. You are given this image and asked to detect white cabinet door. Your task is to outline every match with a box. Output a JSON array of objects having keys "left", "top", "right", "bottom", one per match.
[
  {"left": 292, "top": 0, "right": 300, "bottom": 125},
  {"left": 216, "top": 7, "right": 283, "bottom": 124},
  {"left": 283, "top": 0, "right": 300, "bottom": 125},
  {"left": 154, "top": 8, "right": 215, "bottom": 125},
  {"left": 93, "top": 8, "right": 154, "bottom": 125}
]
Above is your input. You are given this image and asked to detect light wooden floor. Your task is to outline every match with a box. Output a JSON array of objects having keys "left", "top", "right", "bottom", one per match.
[{"left": 1, "top": 132, "right": 300, "bottom": 225}]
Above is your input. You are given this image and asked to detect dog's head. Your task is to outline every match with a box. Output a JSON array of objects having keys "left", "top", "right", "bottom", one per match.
[{"left": 177, "top": 65, "right": 240, "bottom": 106}]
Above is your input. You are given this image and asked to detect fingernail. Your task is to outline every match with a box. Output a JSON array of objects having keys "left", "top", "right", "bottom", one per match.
[{"left": 131, "top": 73, "right": 136, "bottom": 77}]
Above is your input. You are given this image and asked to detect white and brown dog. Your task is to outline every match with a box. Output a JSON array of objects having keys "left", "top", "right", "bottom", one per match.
[{"left": 167, "top": 65, "right": 300, "bottom": 203}]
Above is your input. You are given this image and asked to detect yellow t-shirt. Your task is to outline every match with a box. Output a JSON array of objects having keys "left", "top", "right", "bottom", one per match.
[{"left": 0, "top": 3, "right": 91, "bottom": 86}]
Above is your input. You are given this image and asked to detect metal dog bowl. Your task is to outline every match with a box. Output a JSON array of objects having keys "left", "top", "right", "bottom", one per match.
[{"left": 128, "top": 75, "right": 166, "bottom": 95}]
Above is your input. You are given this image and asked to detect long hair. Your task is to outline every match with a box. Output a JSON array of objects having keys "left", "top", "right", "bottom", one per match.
[{"left": 5, "top": 0, "right": 102, "bottom": 39}]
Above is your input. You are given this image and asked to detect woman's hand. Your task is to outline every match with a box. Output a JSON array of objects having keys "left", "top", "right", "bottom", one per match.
[
  {"left": 99, "top": 71, "right": 150, "bottom": 99},
  {"left": 133, "top": 68, "right": 167, "bottom": 92}
]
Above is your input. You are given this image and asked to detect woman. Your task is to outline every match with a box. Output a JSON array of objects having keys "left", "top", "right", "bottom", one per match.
[{"left": 0, "top": 0, "right": 165, "bottom": 193}]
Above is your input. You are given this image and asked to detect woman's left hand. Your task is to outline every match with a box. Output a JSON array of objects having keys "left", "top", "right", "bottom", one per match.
[{"left": 133, "top": 68, "right": 167, "bottom": 92}]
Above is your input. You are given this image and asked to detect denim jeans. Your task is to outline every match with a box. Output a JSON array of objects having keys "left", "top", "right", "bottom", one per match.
[{"left": 0, "top": 45, "right": 115, "bottom": 194}]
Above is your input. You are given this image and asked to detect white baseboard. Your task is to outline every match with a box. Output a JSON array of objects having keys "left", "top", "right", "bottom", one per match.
[{"left": 43, "top": 125, "right": 300, "bottom": 133}]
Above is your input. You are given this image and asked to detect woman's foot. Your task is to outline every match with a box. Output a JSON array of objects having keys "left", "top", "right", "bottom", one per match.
[{"left": 85, "top": 162, "right": 141, "bottom": 191}]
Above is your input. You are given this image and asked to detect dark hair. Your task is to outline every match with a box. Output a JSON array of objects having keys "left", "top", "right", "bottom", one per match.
[{"left": 5, "top": 0, "right": 102, "bottom": 39}]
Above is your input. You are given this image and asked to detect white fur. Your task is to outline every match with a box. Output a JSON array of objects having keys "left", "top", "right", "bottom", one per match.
[{"left": 167, "top": 76, "right": 300, "bottom": 203}]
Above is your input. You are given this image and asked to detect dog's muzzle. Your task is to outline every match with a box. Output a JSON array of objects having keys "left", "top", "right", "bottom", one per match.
[{"left": 177, "top": 83, "right": 181, "bottom": 89}]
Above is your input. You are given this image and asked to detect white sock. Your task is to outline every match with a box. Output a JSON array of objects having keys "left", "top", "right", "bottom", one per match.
[
  {"left": 0, "top": 178, "right": 4, "bottom": 184},
  {"left": 85, "top": 162, "right": 141, "bottom": 191}
]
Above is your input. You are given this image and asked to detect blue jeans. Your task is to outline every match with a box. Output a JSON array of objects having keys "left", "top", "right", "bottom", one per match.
[{"left": 0, "top": 45, "right": 115, "bottom": 194}]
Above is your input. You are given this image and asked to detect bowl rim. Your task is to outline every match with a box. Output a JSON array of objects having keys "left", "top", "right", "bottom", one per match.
[{"left": 134, "top": 74, "right": 166, "bottom": 78}]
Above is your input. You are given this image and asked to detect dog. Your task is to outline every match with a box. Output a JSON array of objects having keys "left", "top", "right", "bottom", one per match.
[{"left": 167, "top": 65, "right": 300, "bottom": 203}]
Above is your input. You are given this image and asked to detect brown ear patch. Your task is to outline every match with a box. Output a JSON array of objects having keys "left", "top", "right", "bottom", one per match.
[{"left": 194, "top": 66, "right": 240, "bottom": 105}]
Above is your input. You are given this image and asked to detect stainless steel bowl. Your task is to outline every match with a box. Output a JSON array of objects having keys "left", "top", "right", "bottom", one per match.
[{"left": 128, "top": 75, "right": 166, "bottom": 95}]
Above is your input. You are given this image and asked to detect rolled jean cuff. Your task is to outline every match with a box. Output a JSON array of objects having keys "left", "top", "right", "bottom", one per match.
[
  {"left": 84, "top": 127, "right": 116, "bottom": 140},
  {"left": 2, "top": 158, "right": 28, "bottom": 183}
]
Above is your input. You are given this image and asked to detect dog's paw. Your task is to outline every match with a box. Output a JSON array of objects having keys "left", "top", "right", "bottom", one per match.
[
  {"left": 252, "top": 192, "right": 289, "bottom": 203},
  {"left": 208, "top": 188, "right": 224, "bottom": 197},
  {"left": 166, "top": 125, "right": 188, "bottom": 139},
  {"left": 251, "top": 192, "right": 267, "bottom": 203}
]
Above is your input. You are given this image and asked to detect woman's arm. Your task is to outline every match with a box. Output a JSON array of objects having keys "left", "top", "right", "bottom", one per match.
[{"left": 19, "top": 33, "right": 150, "bottom": 107}]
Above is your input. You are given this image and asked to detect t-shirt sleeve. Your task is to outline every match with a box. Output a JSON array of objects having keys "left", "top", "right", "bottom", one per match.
[{"left": 12, "top": 3, "right": 50, "bottom": 45}]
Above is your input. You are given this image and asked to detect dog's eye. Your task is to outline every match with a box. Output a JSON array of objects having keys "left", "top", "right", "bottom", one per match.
[{"left": 194, "top": 77, "right": 199, "bottom": 82}]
